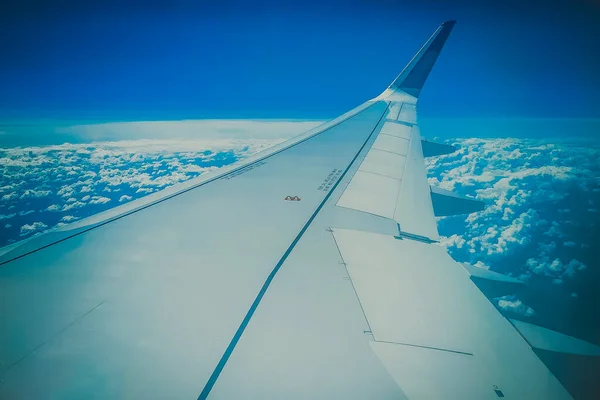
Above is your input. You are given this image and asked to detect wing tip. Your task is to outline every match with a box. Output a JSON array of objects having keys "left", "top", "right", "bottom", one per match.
[{"left": 387, "top": 20, "right": 456, "bottom": 98}]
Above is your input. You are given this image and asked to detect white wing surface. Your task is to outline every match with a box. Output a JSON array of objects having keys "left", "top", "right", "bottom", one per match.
[{"left": 0, "top": 21, "right": 592, "bottom": 399}]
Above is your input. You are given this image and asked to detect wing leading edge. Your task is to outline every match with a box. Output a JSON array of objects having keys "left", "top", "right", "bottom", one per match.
[{"left": 0, "top": 21, "right": 593, "bottom": 399}]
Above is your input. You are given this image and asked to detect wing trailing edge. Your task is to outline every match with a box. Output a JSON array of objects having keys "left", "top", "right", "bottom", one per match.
[
  {"left": 511, "top": 320, "right": 600, "bottom": 356},
  {"left": 421, "top": 139, "right": 457, "bottom": 157},
  {"left": 430, "top": 185, "right": 485, "bottom": 216},
  {"left": 462, "top": 262, "right": 525, "bottom": 298}
]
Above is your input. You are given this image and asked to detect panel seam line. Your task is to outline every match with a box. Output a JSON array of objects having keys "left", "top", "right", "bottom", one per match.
[
  {"left": 196, "top": 103, "right": 390, "bottom": 399},
  {"left": 372, "top": 339, "right": 473, "bottom": 356},
  {"left": 330, "top": 231, "right": 374, "bottom": 335},
  {"left": 354, "top": 169, "right": 403, "bottom": 181}
]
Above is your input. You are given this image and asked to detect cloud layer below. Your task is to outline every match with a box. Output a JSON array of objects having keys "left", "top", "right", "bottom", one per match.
[
  {"left": 426, "top": 137, "right": 600, "bottom": 317},
  {"left": 0, "top": 137, "right": 289, "bottom": 244},
  {"left": 1, "top": 125, "right": 598, "bottom": 325}
]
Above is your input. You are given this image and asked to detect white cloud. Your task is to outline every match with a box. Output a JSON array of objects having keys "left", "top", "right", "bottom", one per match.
[
  {"left": 1, "top": 131, "right": 303, "bottom": 248},
  {"left": 4, "top": 124, "right": 595, "bottom": 305},
  {"left": 473, "top": 260, "right": 491, "bottom": 270},
  {"left": 46, "top": 204, "right": 61, "bottom": 212},
  {"left": 427, "top": 136, "right": 598, "bottom": 290},
  {"left": 19, "top": 221, "right": 48, "bottom": 236},
  {"left": 0, "top": 184, "right": 17, "bottom": 194},
  {"left": 89, "top": 196, "right": 111, "bottom": 205},
  {"left": 439, "top": 234, "right": 466, "bottom": 250},
  {"left": 496, "top": 295, "right": 535, "bottom": 317},
  {"left": 20, "top": 189, "right": 52, "bottom": 199},
  {"left": 57, "top": 185, "right": 75, "bottom": 197},
  {"left": 522, "top": 251, "right": 587, "bottom": 282},
  {"left": 1, "top": 192, "right": 18, "bottom": 202},
  {"left": 62, "top": 201, "right": 86, "bottom": 211}
]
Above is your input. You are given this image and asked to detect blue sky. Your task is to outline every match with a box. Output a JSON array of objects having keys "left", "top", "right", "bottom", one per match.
[{"left": 1, "top": 0, "right": 599, "bottom": 121}]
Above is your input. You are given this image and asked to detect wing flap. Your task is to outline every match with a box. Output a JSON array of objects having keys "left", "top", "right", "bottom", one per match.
[
  {"left": 393, "top": 125, "right": 439, "bottom": 240},
  {"left": 336, "top": 104, "right": 438, "bottom": 240},
  {"left": 397, "top": 102, "right": 417, "bottom": 125},
  {"left": 358, "top": 149, "right": 407, "bottom": 180},
  {"left": 380, "top": 121, "right": 412, "bottom": 139},
  {"left": 371, "top": 132, "right": 411, "bottom": 155},
  {"left": 336, "top": 171, "right": 400, "bottom": 219},
  {"left": 332, "top": 228, "right": 573, "bottom": 399},
  {"left": 370, "top": 341, "right": 501, "bottom": 399},
  {"left": 332, "top": 228, "right": 476, "bottom": 353}
]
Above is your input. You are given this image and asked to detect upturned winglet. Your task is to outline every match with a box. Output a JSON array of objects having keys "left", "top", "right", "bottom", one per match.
[{"left": 389, "top": 20, "right": 456, "bottom": 98}]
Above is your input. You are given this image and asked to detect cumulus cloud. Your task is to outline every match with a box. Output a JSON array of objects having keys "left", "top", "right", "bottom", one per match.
[
  {"left": 2, "top": 193, "right": 18, "bottom": 202},
  {"left": 521, "top": 257, "right": 587, "bottom": 283},
  {"left": 496, "top": 295, "right": 536, "bottom": 317},
  {"left": 62, "top": 201, "right": 86, "bottom": 211},
  {"left": 427, "top": 136, "right": 598, "bottom": 314},
  {"left": 2, "top": 126, "right": 597, "bottom": 333},
  {"left": 57, "top": 186, "right": 75, "bottom": 198},
  {"left": 20, "top": 189, "right": 52, "bottom": 199},
  {"left": 19, "top": 221, "right": 48, "bottom": 236},
  {"left": 89, "top": 196, "right": 111, "bottom": 205},
  {"left": 46, "top": 204, "right": 61, "bottom": 212},
  {"left": 0, "top": 122, "right": 315, "bottom": 248}
]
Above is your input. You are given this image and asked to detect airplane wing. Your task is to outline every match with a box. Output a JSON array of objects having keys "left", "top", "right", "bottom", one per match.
[{"left": 0, "top": 21, "right": 594, "bottom": 399}]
